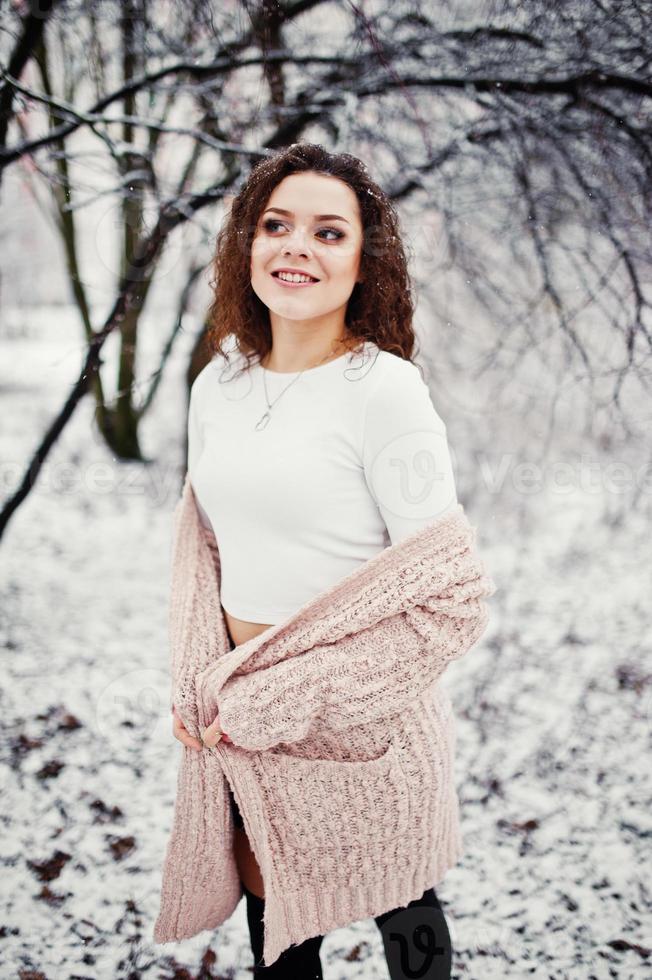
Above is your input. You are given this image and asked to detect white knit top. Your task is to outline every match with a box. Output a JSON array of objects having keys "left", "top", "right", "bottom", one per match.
[{"left": 187, "top": 340, "right": 458, "bottom": 624}]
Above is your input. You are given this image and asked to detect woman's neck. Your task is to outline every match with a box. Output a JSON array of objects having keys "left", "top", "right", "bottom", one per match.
[{"left": 261, "top": 333, "right": 358, "bottom": 373}]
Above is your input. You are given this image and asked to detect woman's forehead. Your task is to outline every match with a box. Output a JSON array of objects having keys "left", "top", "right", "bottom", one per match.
[{"left": 265, "top": 173, "right": 360, "bottom": 219}]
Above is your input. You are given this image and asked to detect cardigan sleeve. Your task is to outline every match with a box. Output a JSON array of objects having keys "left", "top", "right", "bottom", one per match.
[
  {"left": 214, "top": 588, "right": 493, "bottom": 752},
  {"left": 169, "top": 371, "right": 215, "bottom": 714}
]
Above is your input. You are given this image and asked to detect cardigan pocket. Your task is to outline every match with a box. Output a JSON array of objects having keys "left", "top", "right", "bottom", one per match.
[{"left": 252, "top": 741, "right": 411, "bottom": 858}]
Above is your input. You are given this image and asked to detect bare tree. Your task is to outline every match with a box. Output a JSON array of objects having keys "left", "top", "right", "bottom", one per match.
[{"left": 0, "top": 0, "right": 61, "bottom": 165}]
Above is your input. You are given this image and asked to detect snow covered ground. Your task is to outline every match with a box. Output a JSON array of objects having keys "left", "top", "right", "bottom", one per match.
[{"left": 1, "top": 307, "right": 650, "bottom": 979}]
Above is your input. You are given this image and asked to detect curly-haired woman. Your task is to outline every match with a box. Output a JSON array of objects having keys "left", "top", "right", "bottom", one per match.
[{"left": 165, "top": 143, "right": 489, "bottom": 978}]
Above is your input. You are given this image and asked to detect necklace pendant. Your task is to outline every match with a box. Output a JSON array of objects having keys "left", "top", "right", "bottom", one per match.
[{"left": 255, "top": 411, "right": 271, "bottom": 430}]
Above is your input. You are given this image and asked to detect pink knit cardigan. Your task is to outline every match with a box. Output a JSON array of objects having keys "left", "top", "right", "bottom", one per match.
[{"left": 153, "top": 473, "right": 496, "bottom": 966}]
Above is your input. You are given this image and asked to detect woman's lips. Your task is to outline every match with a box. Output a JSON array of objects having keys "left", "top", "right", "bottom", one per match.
[{"left": 270, "top": 272, "right": 320, "bottom": 288}]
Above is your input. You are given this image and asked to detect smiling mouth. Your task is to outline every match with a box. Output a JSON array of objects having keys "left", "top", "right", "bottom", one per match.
[{"left": 271, "top": 271, "right": 320, "bottom": 286}]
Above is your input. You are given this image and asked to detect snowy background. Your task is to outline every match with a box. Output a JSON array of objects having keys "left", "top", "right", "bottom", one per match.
[
  {"left": 1, "top": 303, "right": 650, "bottom": 979},
  {"left": 2, "top": 0, "right": 652, "bottom": 974}
]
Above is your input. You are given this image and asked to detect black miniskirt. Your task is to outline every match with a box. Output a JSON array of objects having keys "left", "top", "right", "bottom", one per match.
[{"left": 228, "top": 785, "right": 245, "bottom": 830}]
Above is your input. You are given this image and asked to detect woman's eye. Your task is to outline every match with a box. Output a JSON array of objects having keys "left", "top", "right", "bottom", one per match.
[
  {"left": 263, "top": 219, "right": 284, "bottom": 232},
  {"left": 318, "top": 227, "right": 344, "bottom": 241},
  {"left": 261, "top": 218, "right": 343, "bottom": 241}
]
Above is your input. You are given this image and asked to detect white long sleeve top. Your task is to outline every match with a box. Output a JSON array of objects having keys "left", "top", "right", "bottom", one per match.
[{"left": 187, "top": 339, "right": 458, "bottom": 624}]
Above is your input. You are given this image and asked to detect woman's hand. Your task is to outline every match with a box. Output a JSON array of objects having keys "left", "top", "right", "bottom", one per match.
[
  {"left": 171, "top": 704, "right": 203, "bottom": 752},
  {"left": 171, "top": 704, "right": 232, "bottom": 750}
]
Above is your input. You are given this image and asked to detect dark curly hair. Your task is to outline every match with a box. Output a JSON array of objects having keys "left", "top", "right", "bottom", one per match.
[{"left": 204, "top": 142, "right": 419, "bottom": 373}]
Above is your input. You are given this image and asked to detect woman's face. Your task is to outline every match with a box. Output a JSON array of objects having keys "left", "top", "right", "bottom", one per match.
[{"left": 249, "top": 172, "right": 363, "bottom": 326}]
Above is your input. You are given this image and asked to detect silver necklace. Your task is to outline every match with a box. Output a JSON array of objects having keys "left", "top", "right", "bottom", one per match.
[{"left": 254, "top": 340, "right": 347, "bottom": 431}]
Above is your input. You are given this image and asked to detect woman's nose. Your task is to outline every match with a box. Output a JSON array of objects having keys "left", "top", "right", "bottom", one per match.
[{"left": 283, "top": 227, "right": 312, "bottom": 255}]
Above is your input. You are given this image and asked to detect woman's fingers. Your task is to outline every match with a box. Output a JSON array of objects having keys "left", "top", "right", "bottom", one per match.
[
  {"left": 201, "top": 714, "right": 224, "bottom": 748},
  {"left": 171, "top": 705, "right": 233, "bottom": 750},
  {"left": 172, "top": 714, "right": 203, "bottom": 752},
  {"left": 201, "top": 713, "right": 233, "bottom": 747}
]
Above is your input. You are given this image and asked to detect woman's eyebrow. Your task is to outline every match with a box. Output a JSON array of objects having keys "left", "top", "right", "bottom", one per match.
[{"left": 263, "top": 207, "right": 350, "bottom": 225}]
